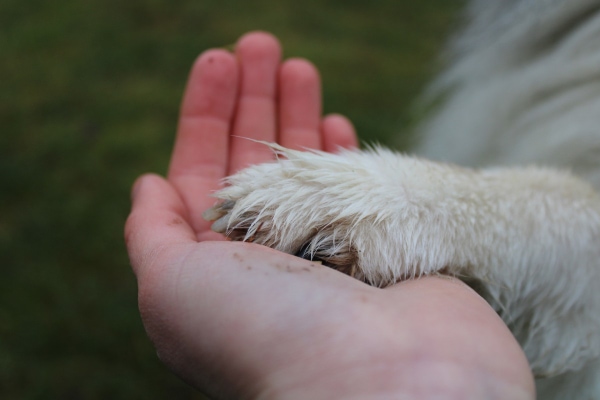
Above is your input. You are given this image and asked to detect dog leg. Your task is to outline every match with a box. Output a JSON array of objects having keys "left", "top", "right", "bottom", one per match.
[{"left": 204, "top": 143, "right": 600, "bottom": 384}]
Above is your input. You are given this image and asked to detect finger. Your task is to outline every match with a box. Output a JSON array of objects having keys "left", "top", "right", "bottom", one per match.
[
  {"left": 321, "top": 113, "right": 359, "bottom": 152},
  {"left": 168, "top": 49, "right": 239, "bottom": 234},
  {"left": 125, "top": 174, "right": 200, "bottom": 278},
  {"left": 229, "top": 32, "right": 282, "bottom": 173},
  {"left": 278, "top": 58, "right": 322, "bottom": 150}
]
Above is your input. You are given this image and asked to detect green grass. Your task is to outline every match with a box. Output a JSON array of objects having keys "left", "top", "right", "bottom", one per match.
[{"left": 1, "top": 0, "right": 460, "bottom": 398}]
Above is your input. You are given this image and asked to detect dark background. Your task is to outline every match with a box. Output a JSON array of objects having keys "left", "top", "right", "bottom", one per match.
[{"left": 1, "top": 0, "right": 461, "bottom": 398}]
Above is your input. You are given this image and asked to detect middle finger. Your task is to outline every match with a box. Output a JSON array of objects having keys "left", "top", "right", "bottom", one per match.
[{"left": 229, "top": 32, "right": 282, "bottom": 173}]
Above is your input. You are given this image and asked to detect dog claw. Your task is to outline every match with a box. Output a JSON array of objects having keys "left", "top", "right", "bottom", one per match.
[
  {"left": 220, "top": 200, "right": 236, "bottom": 211},
  {"left": 202, "top": 200, "right": 236, "bottom": 222},
  {"left": 211, "top": 213, "right": 231, "bottom": 233}
]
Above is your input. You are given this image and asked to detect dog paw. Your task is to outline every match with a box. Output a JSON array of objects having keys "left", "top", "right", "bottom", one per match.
[{"left": 203, "top": 143, "right": 411, "bottom": 286}]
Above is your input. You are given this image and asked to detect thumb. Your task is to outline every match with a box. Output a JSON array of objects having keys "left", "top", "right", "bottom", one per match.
[{"left": 125, "top": 174, "right": 197, "bottom": 277}]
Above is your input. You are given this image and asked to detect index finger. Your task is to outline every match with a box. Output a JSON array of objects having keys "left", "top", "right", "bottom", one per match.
[{"left": 168, "top": 49, "right": 239, "bottom": 235}]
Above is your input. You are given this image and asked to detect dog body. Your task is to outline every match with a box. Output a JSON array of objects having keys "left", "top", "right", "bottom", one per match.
[{"left": 205, "top": 1, "right": 600, "bottom": 398}]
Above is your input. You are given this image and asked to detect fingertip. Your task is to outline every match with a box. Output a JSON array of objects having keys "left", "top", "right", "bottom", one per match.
[
  {"left": 190, "top": 49, "right": 238, "bottom": 87},
  {"left": 279, "top": 58, "right": 320, "bottom": 84},
  {"left": 181, "top": 49, "right": 238, "bottom": 119},
  {"left": 236, "top": 31, "right": 282, "bottom": 57},
  {"left": 129, "top": 173, "right": 189, "bottom": 221},
  {"left": 131, "top": 173, "right": 162, "bottom": 203},
  {"left": 193, "top": 48, "right": 236, "bottom": 69},
  {"left": 131, "top": 173, "right": 169, "bottom": 204},
  {"left": 235, "top": 31, "right": 282, "bottom": 68},
  {"left": 322, "top": 114, "right": 359, "bottom": 152}
]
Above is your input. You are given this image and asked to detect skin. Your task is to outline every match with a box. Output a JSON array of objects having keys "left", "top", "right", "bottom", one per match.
[{"left": 125, "top": 31, "right": 536, "bottom": 399}]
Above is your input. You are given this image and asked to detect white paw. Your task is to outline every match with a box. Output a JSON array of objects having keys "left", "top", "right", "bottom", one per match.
[{"left": 203, "top": 143, "right": 415, "bottom": 286}]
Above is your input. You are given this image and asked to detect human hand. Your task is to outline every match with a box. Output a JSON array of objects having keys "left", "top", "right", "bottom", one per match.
[{"left": 125, "top": 32, "right": 535, "bottom": 399}]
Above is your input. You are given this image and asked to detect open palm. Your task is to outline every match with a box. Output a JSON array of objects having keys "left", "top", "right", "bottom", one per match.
[{"left": 125, "top": 32, "right": 535, "bottom": 399}]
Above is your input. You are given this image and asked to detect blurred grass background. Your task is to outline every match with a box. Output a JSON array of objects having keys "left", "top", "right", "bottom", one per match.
[{"left": 1, "top": 0, "right": 461, "bottom": 398}]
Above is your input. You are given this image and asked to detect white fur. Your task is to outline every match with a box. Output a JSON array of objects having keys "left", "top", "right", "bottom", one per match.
[{"left": 205, "top": 1, "right": 600, "bottom": 398}]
